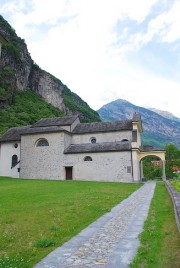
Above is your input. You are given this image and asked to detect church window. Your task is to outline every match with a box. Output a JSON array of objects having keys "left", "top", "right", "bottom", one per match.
[
  {"left": 36, "top": 139, "right": 49, "bottom": 147},
  {"left": 14, "top": 143, "right": 18, "bottom": 148},
  {"left": 12, "top": 155, "right": 18, "bottom": 168},
  {"left": 84, "top": 156, "right": 92, "bottom": 161},
  {"left": 90, "top": 137, "right": 96, "bottom": 143}
]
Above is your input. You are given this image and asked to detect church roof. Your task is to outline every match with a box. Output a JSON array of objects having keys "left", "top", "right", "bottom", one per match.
[
  {"left": 31, "top": 115, "right": 79, "bottom": 128},
  {"left": 0, "top": 116, "right": 78, "bottom": 141},
  {"left": 64, "top": 141, "right": 131, "bottom": 154},
  {"left": 72, "top": 120, "right": 132, "bottom": 134},
  {"left": 0, "top": 126, "right": 31, "bottom": 142},
  {"left": 22, "top": 126, "right": 66, "bottom": 135},
  {"left": 0, "top": 125, "right": 70, "bottom": 142},
  {"left": 0, "top": 116, "right": 135, "bottom": 142}
]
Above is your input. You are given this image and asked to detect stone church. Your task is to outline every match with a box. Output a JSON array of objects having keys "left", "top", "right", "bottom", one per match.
[{"left": 0, "top": 114, "right": 166, "bottom": 182}]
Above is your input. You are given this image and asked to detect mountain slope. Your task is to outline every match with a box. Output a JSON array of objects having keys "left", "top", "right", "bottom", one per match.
[
  {"left": 0, "top": 90, "right": 65, "bottom": 136},
  {"left": 149, "top": 108, "right": 180, "bottom": 122},
  {"left": 97, "top": 99, "right": 180, "bottom": 148},
  {"left": 0, "top": 15, "right": 100, "bottom": 136}
]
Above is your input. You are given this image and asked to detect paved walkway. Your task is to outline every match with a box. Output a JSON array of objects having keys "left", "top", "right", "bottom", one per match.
[{"left": 34, "top": 181, "right": 156, "bottom": 268}]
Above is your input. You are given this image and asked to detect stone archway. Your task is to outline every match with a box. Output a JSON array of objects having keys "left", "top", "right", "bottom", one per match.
[
  {"left": 139, "top": 151, "right": 166, "bottom": 181},
  {"left": 140, "top": 155, "right": 165, "bottom": 180},
  {"left": 131, "top": 147, "right": 166, "bottom": 182}
]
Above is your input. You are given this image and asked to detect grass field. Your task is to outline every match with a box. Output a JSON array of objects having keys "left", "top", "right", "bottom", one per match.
[
  {"left": 170, "top": 179, "right": 180, "bottom": 192},
  {"left": 131, "top": 182, "right": 180, "bottom": 268},
  {"left": 0, "top": 177, "right": 141, "bottom": 268}
]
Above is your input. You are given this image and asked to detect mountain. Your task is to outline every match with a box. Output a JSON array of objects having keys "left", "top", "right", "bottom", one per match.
[
  {"left": 149, "top": 108, "right": 180, "bottom": 122},
  {"left": 97, "top": 99, "right": 180, "bottom": 148},
  {"left": 0, "top": 15, "right": 100, "bottom": 136}
]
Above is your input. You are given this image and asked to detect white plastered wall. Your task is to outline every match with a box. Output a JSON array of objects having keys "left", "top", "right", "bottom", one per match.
[
  {"left": 132, "top": 123, "right": 141, "bottom": 148},
  {"left": 72, "top": 130, "right": 132, "bottom": 144},
  {"left": 132, "top": 150, "right": 140, "bottom": 182},
  {"left": 0, "top": 141, "right": 20, "bottom": 178}
]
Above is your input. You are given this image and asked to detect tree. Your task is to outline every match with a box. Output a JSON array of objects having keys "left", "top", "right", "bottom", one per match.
[
  {"left": 143, "top": 156, "right": 162, "bottom": 180},
  {"left": 165, "top": 144, "right": 180, "bottom": 178}
]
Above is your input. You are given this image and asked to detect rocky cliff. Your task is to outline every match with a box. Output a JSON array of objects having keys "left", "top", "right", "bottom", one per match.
[
  {"left": 97, "top": 99, "right": 180, "bottom": 148},
  {"left": 0, "top": 15, "right": 100, "bottom": 127}
]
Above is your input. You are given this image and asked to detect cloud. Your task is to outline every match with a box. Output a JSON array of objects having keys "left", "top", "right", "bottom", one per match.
[{"left": 142, "top": 1, "right": 180, "bottom": 43}]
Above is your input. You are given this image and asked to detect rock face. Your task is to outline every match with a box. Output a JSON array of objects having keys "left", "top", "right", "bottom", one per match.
[
  {"left": 0, "top": 16, "right": 66, "bottom": 112},
  {"left": 97, "top": 99, "right": 180, "bottom": 148},
  {"left": 29, "top": 67, "right": 66, "bottom": 112}
]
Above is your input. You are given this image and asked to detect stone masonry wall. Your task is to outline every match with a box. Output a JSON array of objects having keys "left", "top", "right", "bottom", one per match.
[
  {"left": 20, "top": 132, "right": 66, "bottom": 180},
  {"left": 66, "top": 151, "right": 133, "bottom": 182}
]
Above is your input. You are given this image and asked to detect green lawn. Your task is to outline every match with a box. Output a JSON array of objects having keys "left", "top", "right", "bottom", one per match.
[
  {"left": 0, "top": 177, "right": 141, "bottom": 268},
  {"left": 170, "top": 179, "right": 180, "bottom": 192},
  {"left": 131, "top": 182, "right": 180, "bottom": 268}
]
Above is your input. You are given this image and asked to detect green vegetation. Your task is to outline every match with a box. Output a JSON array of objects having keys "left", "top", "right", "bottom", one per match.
[
  {"left": 0, "top": 90, "right": 64, "bottom": 136},
  {"left": 0, "top": 15, "right": 17, "bottom": 39},
  {"left": 142, "top": 156, "right": 162, "bottom": 180},
  {"left": 63, "top": 85, "right": 100, "bottom": 122},
  {"left": 131, "top": 182, "right": 180, "bottom": 268},
  {"left": 0, "top": 66, "right": 15, "bottom": 102},
  {"left": 0, "top": 15, "right": 24, "bottom": 60},
  {"left": 3, "top": 41, "right": 21, "bottom": 59},
  {"left": 165, "top": 144, "right": 180, "bottom": 178},
  {"left": 142, "top": 134, "right": 165, "bottom": 148},
  {"left": 0, "top": 177, "right": 141, "bottom": 267},
  {"left": 170, "top": 180, "right": 180, "bottom": 193},
  {"left": 34, "top": 239, "right": 56, "bottom": 248},
  {"left": 142, "top": 143, "right": 180, "bottom": 180}
]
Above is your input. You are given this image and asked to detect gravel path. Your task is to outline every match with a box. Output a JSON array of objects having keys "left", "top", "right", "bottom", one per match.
[{"left": 34, "top": 181, "right": 156, "bottom": 268}]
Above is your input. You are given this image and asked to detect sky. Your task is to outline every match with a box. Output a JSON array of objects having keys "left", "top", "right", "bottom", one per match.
[{"left": 0, "top": 0, "right": 180, "bottom": 117}]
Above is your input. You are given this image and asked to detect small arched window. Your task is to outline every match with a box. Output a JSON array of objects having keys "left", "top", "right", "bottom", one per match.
[
  {"left": 90, "top": 137, "right": 96, "bottom": 144},
  {"left": 12, "top": 155, "right": 18, "bottom": 168},
  {"left": 84, "top": 156, "right": 92, "bottom": 161},
  {"left": 14, "top": 143, "right": 18, "bottom": 148},
  {"left": 121, "top": 139, "right": 128, "bottom": 142},
  {"left": 36, "top": 139, "right": 49, "bottom": 147}
]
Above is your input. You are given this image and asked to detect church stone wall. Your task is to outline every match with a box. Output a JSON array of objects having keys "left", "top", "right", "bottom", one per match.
[
  {"left": 20, "top": 131, "right": 133, "bottom": 182},
  {"left": 65, "top": 151, "right": 132, "bottom": 182},
  {"left": 20, "top": 132, "right": 67, "bottom": 180}
]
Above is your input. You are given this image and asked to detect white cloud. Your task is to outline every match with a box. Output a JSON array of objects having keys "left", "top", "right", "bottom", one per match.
[{"left": 144, "top": 1, "right": 180, "bottom": 43}]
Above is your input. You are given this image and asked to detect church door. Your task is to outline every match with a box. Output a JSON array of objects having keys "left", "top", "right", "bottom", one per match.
[{"left": 65, "top": 167, "right": 73, "bottom": 180}]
